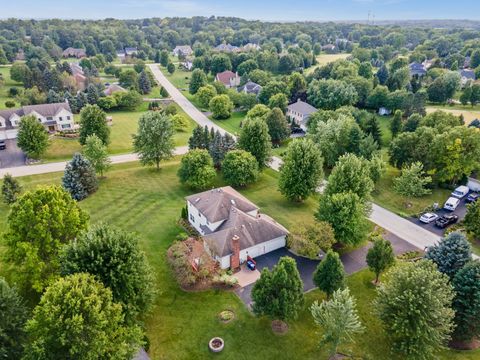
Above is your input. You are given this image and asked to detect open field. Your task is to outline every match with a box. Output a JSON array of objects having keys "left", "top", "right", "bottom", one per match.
[
  {"left": 306, "top": 53, "right": 351, "bottom": 74},
  {"left": 426, "top": 106, "right": 480, "bottom": 125},
  {"left": 0, "top": 66, "right": 22, "bottom": 109},
  {"left": 0, "top": 160, "right": 477, "bottom": 360}
]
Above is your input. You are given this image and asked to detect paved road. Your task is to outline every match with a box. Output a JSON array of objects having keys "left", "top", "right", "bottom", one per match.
[{"left": 0, "top": 146, "right": 188, "bottom": 178}]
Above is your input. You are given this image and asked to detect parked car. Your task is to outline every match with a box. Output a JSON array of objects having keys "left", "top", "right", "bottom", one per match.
[
  {"left": 466, "top": 193, "right": 479, "bottom": 203},
  {"left": 451, "top": 185, "right": 470, "bottom": 199},
  {"left": 444, "top": 197, "right": 461, "bottom": 211},
  {"left": 0, "top": 140, "right": 6, "bottom": 150},
  {"left": 419, "top": 212, "right": 439, "bottom": 224},
  {"left": 435, "top": 214, "right": 459, "bottom": 229}
]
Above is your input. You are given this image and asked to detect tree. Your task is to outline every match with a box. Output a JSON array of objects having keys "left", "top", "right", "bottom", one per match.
[
  {"left": 307, "top": 79, "right": 357, "bottom": 110},
  {"left": 167, "top": 62, "right": 175, "bottom": 74},
  {"left": 86, "top": 83, "right": 100, "bottom": 104},
  {"left": 79, "top": 104, "right": 110, "bottom": 146},
  {"left": 60, "top": 223, "right": 155, "bottom": 324},
  {"left": 451, "top": 260, "right": 480, "bottom": 343},
  {"left": 133, "top": 111, "right": 175, "bottom": 170},
  {"left": 138, "top": 70, "right": 152, "bottom": 94},
  {"left": 425, "top": 232, "right": 472, "bottom": 279},
  {"left": 393, "top": 162, "right": 432, "bottom": 200},
  {"left": 177, "top": 149, "right": 216, "bottom": 190},
  {"left": 251, "top": 256, "right": 304, "bottom": 321},
  {"left": 208, "top": 129, "right": 235, "bottom": 168},
  {"left": 119, "top": 69, "right": 139, "bottom": 90},
  {"left": 268, "top": 93, "right": 288, "bottom": 113},
  {"left": 16, "top": 115, "right": 49, "bottom": 159},
  {"left": 159, "top": 49, "right": 169, "bottom": 67},
  {"left": 210, "top": 54, "right": 232, "bottom": 74},
  {"left": 189, "top": 68, "right": 207, "bottom": 94},
  {"left": 325, "top": 153, "right": 374, "bottom": 202},
  {"left": 465, "top": 200, "right": 480, "bottom": 241},
  {"left": 288, "top": 221, "right": 335, "bottom": 259},
  {"left": 310, "top": 288, "right": 364, "bottom": 357},
  {"left": 1, "top": 173, "right": 22, "bottom": 204},
  {"left": 376, "top": 64, "right": 389, "bottom": 85},
  {"left": 83, "top": 134, "right": 111, "bottom": 177},
  {"left": 471, "top": 50, "right": 480, "bottom": 69},
  {"left": 288, "top": 72, "right": 307, "bottom": 102},
  {"left": 116, "top": 90, "right": 143, "bottom": 110},
  {"left": 265, "top": 107, "right": 290, "bottom": 143},
  {"left": 279, "top": 139, "right": 323, "bottom": 202},
  {"left": 238, "top": 118, "right": 272, "bottom": 169},
  {"left": 258, "top": 81, "right": 287, "bottom": 105},
  {"left": 171, "top": 114, "right": 189, "bottom": 132},
  {"left": 375, "top": 260, "right": 455, "bottom": 359},
  {"left": 222, "top": 150, "right": 259, "bottom": 187},
  {"left": 4, "top": 186, "right": 89, "bottom": 293},
  {"left": 209, "top": 94, "right": 234, "bottom": 119},
  {"left": 246, "top": 104, "right": 270, "bottom": 121},
  {"left": 391, "top": 110, "right": 402, "bottom": 137},
  {"left": 24, "top": 273, "right": 143, "bottom": 360},
  {"left": 366, "top": 236, "right": 395, "bottom": 284},
  {"left": 313, "top": 250, "right": 345, "bottom": 298},
  {"left": 0, "top": 278, "right": 28, "bottom": 360},
  {"left": 316, "top": 192, "right": 368, "bottom": 247},
  {"left": 62, "top": 153, "right": 98, "bottom": 201},
  {"left": 196, "top": 85, "right": 217, "bottom": 109}
]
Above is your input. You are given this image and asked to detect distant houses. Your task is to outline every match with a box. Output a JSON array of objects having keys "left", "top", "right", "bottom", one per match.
[
  {"left": 214, "top": 43, "right": 240, "bottom": 53},
  {"left": 62, "top": 47, "right": 86, "bottom": 59},
  {"left": 173, "top": 45, "right": 193, "bottom": 57},
  {"left": 215, "top": 70, "right": 241, "bottom": 89},
  {"left": 458, "top": 69, "right": 476, "bottom": 87},
  {"left": 321, "top": 44, "right": 336, "bottom": 53},
  {"left": 69, "top": 63, "right": 87, "bottom": 91},
  {"left": 0, "top": 102, "right": 75, "bottom": 140},
  {"left": 409, "top": 62, "right": 427, "bottom": 77},
  {"left": 237, "top": 81, "right": 262, "bottom": 96},
  {"left": 286, "top": 99, "right": 317, "bottom": 131},
  {"left": 104, "top": 84, "right": 127, "bottom": 96}
]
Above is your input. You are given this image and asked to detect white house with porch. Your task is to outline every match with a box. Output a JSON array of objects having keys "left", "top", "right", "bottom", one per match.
[
  {"left": 185, "top": 187, "right": 288, "bottom": 270},
  {"left": 286, "top": 99, "right": 318, "bottom": 131},
  {"left": 0, "top": 102, "right": 74, "bottom": 140}
]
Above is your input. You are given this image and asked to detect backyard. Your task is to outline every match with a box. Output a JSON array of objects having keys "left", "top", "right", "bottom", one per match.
[
  {"left": 305, "top": 53, "right": 351, "bottom": 74},
  {"left": 0, "top": 65, "right": 22, "bottom": 109},
  {"left": 0, "top": 160, "right": 477, "bottom": 359}
]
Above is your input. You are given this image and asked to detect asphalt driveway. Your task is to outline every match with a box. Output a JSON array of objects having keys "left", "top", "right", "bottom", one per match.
[{"left": 0, "top": 139, "right": 25, "bottom": 168}]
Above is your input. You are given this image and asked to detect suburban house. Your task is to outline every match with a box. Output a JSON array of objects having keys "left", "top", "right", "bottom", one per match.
[
  {"left": 15, "top": 49, "right": 25, "bottom": 61},
  {"left": 241, "top": 43, "right": 261, "bottom": 51},
  {"left": 215, "top": 70, "right": 241, "bottom": 88},
  {"left": 62, "top": 47, "right": 86, "bottom": 59},
  {"left": 173, "top": 45, "right": 193, "bottom": 57},
  {"left": 409, "top": 62, "right": 427, "bottom": 77},
  {"left": 69, "top": 62, "right": 87, "bottom": 91},
  {"left": 458, "top": 69, "right": 476, "bottom": 87},
  {"left": 214, "top": 43, "right": 240, "bottom": 53},
  {"left": 185, "top": 187, "right": 289, "bottom": 270},
  {"left": 181, "top": 60, "right": 193, "bottom": 71},
  {"left": 321, "top": 44, "right": 336, "bottom": 53},
  {"left": 104, "top": 83, "right": 127, "bottom": 96},
  {"left": 237, "top": 80, "right": 262, "bottom": 96},
  {"left": 286, "top": 99, "right": 318, "bottom": 130},
  {"left": 0, "top": 102, "right": 75, "bottom": 140},
  {"left": 378, "top": 107, "right": 392, "bottom": 116}
]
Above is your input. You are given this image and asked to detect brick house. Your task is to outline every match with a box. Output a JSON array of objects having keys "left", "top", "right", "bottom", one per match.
[{"left": 215, "top": 70, "right": 241, "bottom": 88}]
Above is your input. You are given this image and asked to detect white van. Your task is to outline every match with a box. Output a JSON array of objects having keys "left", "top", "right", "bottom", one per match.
[
  {"left": 451, "top": 185, "right": 469, "bottom": 199},
  {"left": 444, "top": 197, "right": 460, "bottom": 211}
]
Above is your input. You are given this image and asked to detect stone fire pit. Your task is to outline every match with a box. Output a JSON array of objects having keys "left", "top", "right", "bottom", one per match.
[{"left": 208, "top": 337, "right": 224, "bottom": 353}]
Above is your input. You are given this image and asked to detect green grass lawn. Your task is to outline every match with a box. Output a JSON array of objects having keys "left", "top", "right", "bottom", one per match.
[
  {"left": 43, "top": 103, "right": 196, "bottom": 162},
  {"left": 210, "top": 111, "right": 246, "bottom": 136},
  {"left": 0, "top": 161, "right": 477, "bottom": 360},
  {"left": 376, "top": 115, "right": 393, "bottom": 148},
  {"left": 0, "top": 65, "right": 22, "bottom": 109},
  {"left": 426, "top": 106, "right": 480, "bottom": 125},
  {"left": 305, "top": 53, "right": 351, "bottom": 75}
]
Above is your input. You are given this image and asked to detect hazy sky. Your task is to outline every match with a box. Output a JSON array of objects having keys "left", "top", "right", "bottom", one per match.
[{"left": 1, "top": 0, "right": 479, "bottom": 21}]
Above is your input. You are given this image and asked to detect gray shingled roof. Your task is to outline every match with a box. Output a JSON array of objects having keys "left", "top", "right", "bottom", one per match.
[
  {"left": 459, "top": 69, "right": 476, "bottom": 80},
  {"left": 185, "top": 186, "right": 258, "bottom": 223},
  {"left": 23, "top": 103, "right": 72, "bottom": 117},
  {"left": 238, "top": 81, "right": 262, "bottom": 95},
  {"left": 287, "top": 100, "right": 317, "bottom": 116}
]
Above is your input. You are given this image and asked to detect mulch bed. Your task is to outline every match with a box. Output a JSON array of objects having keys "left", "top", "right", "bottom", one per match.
[
  {"left": 271, "top": 320, "right": 289, "bottom": 334},
  {"left": 449, "top": 338, "right": 480, "bottom": 350}
]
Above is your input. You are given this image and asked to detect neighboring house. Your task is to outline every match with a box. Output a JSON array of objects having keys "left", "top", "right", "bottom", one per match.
[
  {"left": 464, "top": 56, "right": 471, "bottom": 69},
  {"left": 321, "top": 44, "right": 336, "bottom": 53},
  {"left": 215, "top": 70, "right": 241, "bottom": 88},
  {"left": 69, "top": 62, "right": 87, "bottom": 91},
  {"left": 173, "top": 45, "right": 193, "bottom": 57},
  {"left": 378, "top": 107, "right": 392, "bottom": 116},
  {"left": 286, "top": 99, "right": 318, "bottom": 130},
  {"left": 409, "top": 62, "right": 427, "bottom": 77},
  {"left": 186, "top": 187, "right": 289, "bottom": 270},
  {"left": 458, "top": 69, "right": 476, "bottom": 87},
  {"left": 104, "top": 84, "right": 127, "bottom": 96},
  {"left": 181, "top": 60, "right": 193, "bottom": 71},
  {"left": 62, "top": 47, "right": 86, "bottom": 59},
  {"left": 124, "top": 47, "right": 138, "bottom": 56},
  {"left": 214, "top": 43, "right": 240, "bottom": 53},
  {"left": 0, "top": 102, "right": 74, "bottom": 140},
  {"left": 422, "top": 59, "right": 435, "bottom": 69},
  {"left": 241, "top": 43, "right": 261, "bottom": 51},
  {"left": 237, "top": 81, "right": 262, "bottom": 96},
  {"left": 15, "top": 49, "right": 25, "bottom": 61}
]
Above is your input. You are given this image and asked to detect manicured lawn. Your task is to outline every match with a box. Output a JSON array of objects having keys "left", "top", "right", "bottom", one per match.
[
  {"left": 376, "top": 115, "right": 393, "bottom": 148},
  {"left": 306, "top": 53, "right": 351, "bottom": 75},
  {"left": 0, "top": 161, "right": 477, "bottom": 359},
  {"left": 426, "top": 106, "right": 480, "bottom": 125},
  {"left": 43, "top": 103, "right": 196, "bottom": 161},
  {"left": 210, "top": 111, "right": 246, "bottom": 136},
  {"left": 0, "top": 65, "right": 22, "bottom": 109}
]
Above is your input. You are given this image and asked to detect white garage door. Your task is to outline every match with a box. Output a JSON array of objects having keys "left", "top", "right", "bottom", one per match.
[
  {"left": 241, "top": 236, "right": 286, "bottom": 261},
  {"left": 6, "top": 129, "right": 18, "bottom": 139}
]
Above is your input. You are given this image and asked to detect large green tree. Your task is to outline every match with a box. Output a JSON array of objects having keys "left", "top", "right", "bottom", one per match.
[
  {"left": 313, "top": 250, "right": 345, "bottom": 298},
  {"left": 4, "top": 186, "right": 89, "bottom": 293},
  {"left": 393, "top": 162, "right": 432, "bottom": 199},
  {"left": 221, "top": 149, "right": 259, "bottom": 187},
  {"left": 307, "top": 79, "right": 358, "bottom": 110},
  {"left": 251, "top": 256, "right": 304, "bottom": 321},
  {"left": 279, "top": 139, "right": 323, "bottom": 202},
  {"left": 1, "top": 173, "right": 22, "bottom": 204},
  {"left": 195, "top": 85, "right": 217, "bottom": 109},
  {"left": 465, "top": 200, "right": 480, "bottom": 241},
  {"left": 209, "top": 94, "right": 234, "bottom": 119},
  {"left": 83, "top": 134, "right": 111, "bottom": 177},
  {"left": 177, "top": 149, "right": 216, "bottom": 190},
  {"left": 189, "top": 69, "right": 207, "bottom": 94},
  {"left": 24, "top": 273, "right": 143, "bottom": 360},
  {"left": 265, "top": 107, "right": 290, "bottom": 143},
  {"left": 17, "top": 115, "right": 49, "bottom": 159},
  {"left": 366, "top": 235, "right": 395, "bottom": 284},
  {"left": 375, "top": 260, "right": 455, "bottom": 359},
  {"left": 79, "top": 104, "right": 110, "bottom": 146},
  {"left": 238, "top": 118, "right": 272, "bottom": 169},
  {"left": 133, "top": 111, "right": 175, "bottom": 170},
  {"left": 62, "top": 153, "right": 98, "bottom": 201},
  {"left": 60, "top": 224, "right": 155, "bottom": 324}
]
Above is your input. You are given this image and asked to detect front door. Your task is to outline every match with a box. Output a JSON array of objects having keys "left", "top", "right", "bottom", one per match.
[{"left": 48, "top": 125, "right": 55, "bottom": 132}]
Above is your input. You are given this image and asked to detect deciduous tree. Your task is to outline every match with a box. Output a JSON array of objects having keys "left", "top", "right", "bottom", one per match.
[
  {"left": 288, "top": 221, "right": 335, "bottom": 259},
  {"left": 79, "top": 104, "right": 110, "bottom": 146},
  {"left": 83, "top": 134, "right": 111, "bottom": 177},
  {"left": 17, "top": 115, "right": 49, "bottom": 159},
  {"left": 222, "top": 149, "right": 259, "bottom": 187},
  {"left": 313, "top": 250, "right": 345, "bottom": 298},
  {"left": 209, "top": 94, "right": 234, "bottom": 119},
  {"left": 238, "top": 118, "right": 272, "bottom": 169},
  {"left": 465, "top": 200, "right": 480, "bottom": 241},
  {"left": 366, "top": 235, "right": 395, "bottom": 284},
  {"left": 177, "top": 149, "right": 216, "bottom": 190},
  {"left": 266, "top": 107, "right": 290, "bottom": 143},
  {"left": 1, "top": 173, "right": 22, "bottom": 204}
]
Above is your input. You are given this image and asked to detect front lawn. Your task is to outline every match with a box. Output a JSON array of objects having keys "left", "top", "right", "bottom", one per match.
[{"left": 210, "top": 111, "right": 246, "bottom": 136}]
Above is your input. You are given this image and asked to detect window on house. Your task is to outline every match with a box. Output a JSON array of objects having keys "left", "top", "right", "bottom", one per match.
[
  {"left": 46, "top": 116, "right": 53, "bottom": 120},
  {"left": 67, "top": 116, "right": 71, "bottom": 120},
  {"left": 61, "top": 124, "right": 71, "bottom": 129},
  {"left": 38, "top": 118, "right": 42, "bottom": 122},
  {"left": 59, "top": 117, "right": 63, "bottom": 121},
  {"left": 189, "top": 214, "right": 195, "bottom": 222}
]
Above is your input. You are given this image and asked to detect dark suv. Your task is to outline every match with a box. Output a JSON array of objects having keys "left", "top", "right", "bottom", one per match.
[
  {"left": 435, "top": 214, "right": 459, "bottom": 229},
  {"left": 0, "top": 140, "right": 6, "bottom": 150}
]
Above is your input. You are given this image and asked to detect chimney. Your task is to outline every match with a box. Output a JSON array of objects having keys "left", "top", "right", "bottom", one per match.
[{"left": 230, "top": 235, "right": 240, "bottom": 272}]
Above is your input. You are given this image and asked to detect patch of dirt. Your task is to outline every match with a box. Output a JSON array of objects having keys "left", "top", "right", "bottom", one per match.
[
  {"left": 449, "top": 338, "right": 480, "bottom": 350},
  {"left": 271, "top": 320, "right": 289, "bottom": 334}
]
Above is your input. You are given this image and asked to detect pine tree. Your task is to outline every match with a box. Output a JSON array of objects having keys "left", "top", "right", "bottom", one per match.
[
  {"left": 209, "top": 130, "right": 225, "bottom": 168},
  {"left": 47, "top": 89, "right": 63, "bottom": 104},
  {"left": 188, "top": 126, "right": 204, "bottom": 149},
  {"left": 62, "top": 153, "right": 98, "bottom": 201},
  {"left": 313, "top": 250, "right": 345, "bottom": 299},
  {"left": 86, "top": 84, "right": 100, "bottom": 105},
  {"left": 64, "top": 91, "right": 78, "bottom": 113},
  {"left": 2, "top": 173, "right": 22, "bottom": 204},
  {"left": 202, "top": 125, "right": 211, "bottom": 149},
  {"left": 76, "top": 92, "right": 88, "bottom": 112},
  {"left": 391, "top": 110, "right": 402, "bottom": 137},
  {"left": 376, "top": 65, "right": 389, "bottom": 85},
  {"left": 138, "top": 70, "right": 152, "bottom": 95}
]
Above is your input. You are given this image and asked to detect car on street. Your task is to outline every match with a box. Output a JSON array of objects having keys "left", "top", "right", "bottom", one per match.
[
  {"left": 435, "top": 214, "right": 459, "bottom": 229},
  {"left": 451, "top": 185, "right": 470, "bottom": 199},
  {"left": 0, "top": 140, "right": 6, "bottom": 150},
  {"left": 466, "top": 192, "right": 479, "bottom": 203},
  {"left": 419, "top": 212, "right": 439, "bottom": 224},
  {"left": 444, "top": 197, "right": 461, "bottom": 211}
]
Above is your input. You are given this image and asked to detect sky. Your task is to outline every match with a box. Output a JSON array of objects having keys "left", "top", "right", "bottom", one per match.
[{"left": 0, "top": 0, "right": 479, "bottom": 21}]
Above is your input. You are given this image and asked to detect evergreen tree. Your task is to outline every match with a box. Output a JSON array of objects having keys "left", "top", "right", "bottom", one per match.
[
  {"left": 188, "top": 125, "right": 204, "bottom": 149},
  {"left": 252, "top": 256, "right": 304, "bottom": 321},
  {"left": 313, "top": 250, "right": 345, "bottom": 299},
  {"left": 189, "top": 69, "right": 207, "bottom": 94},
  {"left": 266, "top": 107, "right": 290, "bottom": 143},
  {"left": 360, "top": 115, "right": 382, "bottom": 147},
  {"left": 138, "top": 70, "right": 152, "bottom": 94},
  {"left": 159, "top": 49, "right": 169, "bottom": 67},
  {"left": 1, "top": 173, "right": 22, "bottom": 204},
  {"left": 238, "top": 118, "right": 272, "bottom": 169},
  {"left": 62, "top": 153, "right": 98, "bottom": 201},
  {"left": 209, "top": 130, "right": 225, "bottom": 168},
  {"left": 47, "top": 89, "right": 63, "bottom": 104},
  {"left": 64, "top": 91, "right": 78, "bottom": 113},
  {"left": 167, "top": 62, "right": 175, "bottom": 74},
  {"left": 391, "top": 110, "right": 402, "bottom": 137},
  {"left": 376, "top": 65, "right": 389, "bottom": 85},
  {"left": 75, "top": 91, "right": 88, "bottom": 111},
  {"left": 366, "top": 236, "right": 395, "bottom": 284}
]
